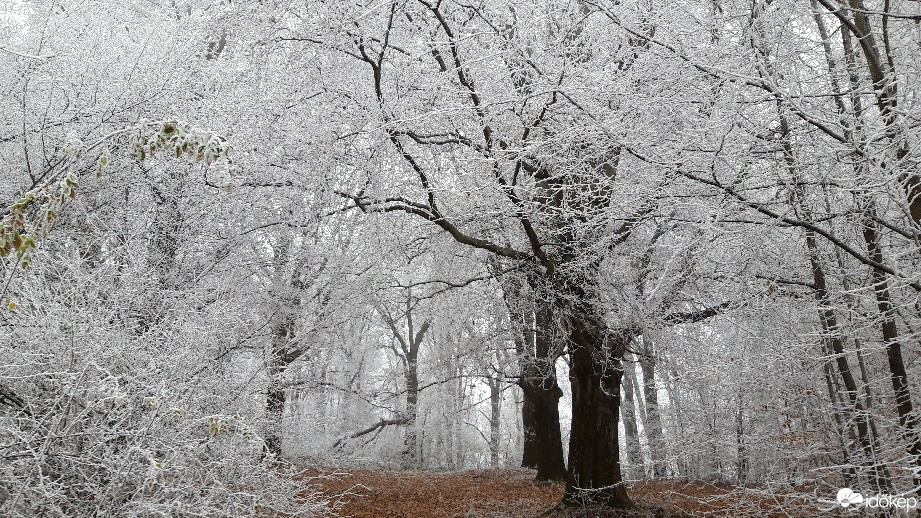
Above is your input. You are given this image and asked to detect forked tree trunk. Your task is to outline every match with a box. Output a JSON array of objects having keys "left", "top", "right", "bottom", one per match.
[
  {"left": 532, "top": 302, "right": 567, "bottom": 481},
  {"left": 511, "top": 308, "right": 540, "bottom": 469},
  {"left": 523, "top": 376, "right": 566, "bottom": 481},
  {"left": 378, "top": 292, "right": 429, "bottom": 469},
  {"left": 562, "top": 319, "right": 632, "bottom": 509},
  {"left": 510, "top": 297, "right": 567, "bottom": 480}
]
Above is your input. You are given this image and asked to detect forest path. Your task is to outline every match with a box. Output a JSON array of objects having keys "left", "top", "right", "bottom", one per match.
[{"left": 306, "top": 468, "right": 811, "bottom": 517}]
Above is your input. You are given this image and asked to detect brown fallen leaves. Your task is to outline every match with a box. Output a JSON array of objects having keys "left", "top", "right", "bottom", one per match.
[{"left": 305, "top": 468, "right": 816, "bottom": 518}]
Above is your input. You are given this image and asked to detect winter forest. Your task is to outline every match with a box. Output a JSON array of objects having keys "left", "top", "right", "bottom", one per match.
[{"left": 2, "top": 0, "right": 921, "bottom": 516}]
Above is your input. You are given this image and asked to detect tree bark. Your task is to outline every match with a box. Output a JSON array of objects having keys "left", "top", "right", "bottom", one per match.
[
  {"left": 562, "top": 318, "right": 632, "bottom": 509},
  {"left": 529, "top": 301, "right": 567, "bottom": 481},
  {"left": 520, "top": 387, "right": 539, "bottom": 469}
]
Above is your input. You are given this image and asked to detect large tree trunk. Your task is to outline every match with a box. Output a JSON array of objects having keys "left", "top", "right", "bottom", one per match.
[
  {"left": 263, "top": 235, "right": 298, "bottom": 460},
  {"left": 562, "top": 319, "right": 632, "bottom": 509},
  {"left": 263, "top": 235, "right": 317, "bottom": 460}
]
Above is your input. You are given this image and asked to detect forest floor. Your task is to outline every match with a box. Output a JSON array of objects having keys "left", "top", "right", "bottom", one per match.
[{"left": 304, "top": 468, "right": 817, "bottom": 518}]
